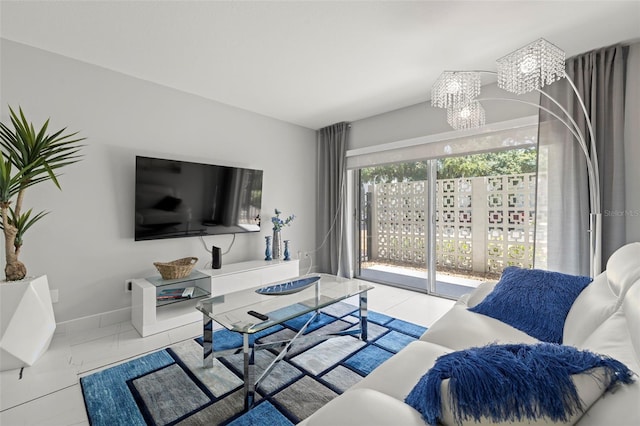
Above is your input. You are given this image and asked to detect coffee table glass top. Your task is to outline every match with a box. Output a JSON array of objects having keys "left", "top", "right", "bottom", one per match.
[{"left": 196, "top": 273, "right": 374, "bottom": 334}]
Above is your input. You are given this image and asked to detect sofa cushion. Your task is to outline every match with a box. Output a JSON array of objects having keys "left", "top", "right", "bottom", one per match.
[
  {"left": 350, "top": 340, "right": 450, "bottom": 401},
  {"left": 563, "top": 242, "right": 640, "bottom": 347},
  {"left": 624, "top": 280, "right": 640, "bottom": 364},
  {"left": 563, "top": 272, "right": 617, "bottom": 346},
  {"left": 468, "top": 266, "right": 591, "bottom": 343},
  {"left": 464, "top": 280, "right": 497, "bottom": 308},
  {"left": 298, "top": 388, "right": 425, "bottom": 426},
  {"left": 574, "top": 283, "right": 640, "bottom": 426},
  {"left": 604, "top": 242, "right": 640, "bottom": 301},
  {"left": 575, "top": 314, "right": 640, "bottom": 426},
  {"left": 405, "top": 343, "right": 634, "bottom": 426},
  {"left": 420, "top": 303, "right": 538, "bottom": 349}
]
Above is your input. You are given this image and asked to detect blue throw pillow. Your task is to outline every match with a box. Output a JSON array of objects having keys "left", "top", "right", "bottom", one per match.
[{"left": 468, "top": 266, "right": 591, "bottom": 343}]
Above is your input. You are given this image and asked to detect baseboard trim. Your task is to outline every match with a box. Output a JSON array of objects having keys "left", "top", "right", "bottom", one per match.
[{"left": 55, "top": 307, "right": 132, "bottom": 335}]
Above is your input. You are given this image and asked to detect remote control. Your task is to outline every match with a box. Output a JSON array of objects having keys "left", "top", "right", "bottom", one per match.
[{"left": 247, "top": 310, "right": 269, "bottom": 321}]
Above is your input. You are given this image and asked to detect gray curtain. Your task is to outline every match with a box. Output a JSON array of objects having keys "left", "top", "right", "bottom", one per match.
[
  {"left": 536, "top": 44, "right": 629, "bottom": 275},
  {"left": 624, "top": 43, "right": 640, "bottom": 243},
  {"left": 316, "top": 122, "right": 351, "bottom": 277}
]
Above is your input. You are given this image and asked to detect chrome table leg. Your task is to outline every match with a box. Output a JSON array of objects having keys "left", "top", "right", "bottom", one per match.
[
  {"left": 359, "top": 290, "right": 368, "bottom": 341},
  {"left": 203, "top": 315, "right": 213, "bottom": 368},
  {"left": 243, "top": 333, "right": 256, "bottom": 411}
]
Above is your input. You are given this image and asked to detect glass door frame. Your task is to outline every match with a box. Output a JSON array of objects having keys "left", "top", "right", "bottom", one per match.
[
  {"left": 353, "top": 160, "right": 458, "bottom": 298},
  {"left": 426, "top": 160, "right": 437, "bottom": 295}
]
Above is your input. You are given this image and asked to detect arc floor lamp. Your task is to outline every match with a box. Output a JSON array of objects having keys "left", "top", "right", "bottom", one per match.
[{"left": 431, "top": 38, "right": 601, "bottom": 277}]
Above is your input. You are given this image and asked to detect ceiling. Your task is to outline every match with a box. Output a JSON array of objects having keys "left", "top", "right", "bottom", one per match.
[{"left": 2, "top": 1, "right": 639, "bottom": 130}]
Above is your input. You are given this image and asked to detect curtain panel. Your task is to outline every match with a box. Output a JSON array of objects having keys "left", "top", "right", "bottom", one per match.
[
  {"left": 624, "top": 43, "right": 640, "bottom": 243},
  {"left": 536, "top": 44, "right": 630, "bottom": 275},
  {"left": 316, "top": 122, "right": 352, "bottom": 277}
]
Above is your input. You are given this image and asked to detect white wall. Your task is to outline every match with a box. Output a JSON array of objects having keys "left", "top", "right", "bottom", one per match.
[
  {"left": 1, "top": 39, "right": 317, "bottom": 323},
  {"left": 349, "top": 83, "right": 539, "bottom": 150}
]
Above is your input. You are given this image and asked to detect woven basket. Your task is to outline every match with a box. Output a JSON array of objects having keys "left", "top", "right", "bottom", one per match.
[{"left": 153, "top": 257, "right": 198, "bottom": 280}]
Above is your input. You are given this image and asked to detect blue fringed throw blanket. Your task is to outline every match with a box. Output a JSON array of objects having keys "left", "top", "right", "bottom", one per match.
[{"left": 405, "top": 343, "right": 635, "bottom": 426}]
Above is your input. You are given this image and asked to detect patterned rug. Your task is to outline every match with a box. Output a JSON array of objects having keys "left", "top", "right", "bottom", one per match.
[{"left": 81, "top": 302, "right": 427, "bottom": 426}]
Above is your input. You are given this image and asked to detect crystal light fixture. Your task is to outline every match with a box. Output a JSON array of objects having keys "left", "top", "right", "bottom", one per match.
[
  {"left": 447, "top": 101, "right": 486, "bottom": 130},
  {"left": 431, "top": 71, "right": 481, "bottom": 109},
  {"left": 496, "top": 38, "right": 566, "bottom": 95}
]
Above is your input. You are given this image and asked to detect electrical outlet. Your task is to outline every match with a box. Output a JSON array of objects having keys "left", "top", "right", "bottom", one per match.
[
  {"left": 50, "top": 289, "right": 59, "bottom": 303},
  {"left": 125, "top": 279, "right": 133, "bottom": 292}
]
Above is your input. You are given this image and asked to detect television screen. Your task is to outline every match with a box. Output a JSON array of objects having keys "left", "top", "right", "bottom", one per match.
[{"left": 134, "top": 156, "right": 263, "bottom": 241}]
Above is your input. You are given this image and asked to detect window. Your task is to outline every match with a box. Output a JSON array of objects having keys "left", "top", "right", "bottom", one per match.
[{"left": 349, "top": 119, "right": 538, "bottom": 298}]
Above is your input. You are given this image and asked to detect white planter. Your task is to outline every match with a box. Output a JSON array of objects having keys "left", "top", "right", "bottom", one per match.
[{"left": 0, "top": 275, "right": 56, "bottom": 371}]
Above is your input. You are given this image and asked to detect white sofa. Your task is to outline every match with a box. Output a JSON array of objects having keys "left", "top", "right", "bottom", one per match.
[{"left": 301, "top": 242, "right": 640, "bottom": 426}]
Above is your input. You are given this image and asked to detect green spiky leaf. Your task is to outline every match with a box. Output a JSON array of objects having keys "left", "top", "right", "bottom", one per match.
[
  {"left": 0, "top": 208, "right": 49, "bottom": 247},
  {"left": 0, "top": 105, "right": 86, "bottom": 268}
]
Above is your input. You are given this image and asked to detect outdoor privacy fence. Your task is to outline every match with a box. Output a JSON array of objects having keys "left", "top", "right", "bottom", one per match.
[{"left": 363, "top": 173, "right": 537, "bottom": 276}]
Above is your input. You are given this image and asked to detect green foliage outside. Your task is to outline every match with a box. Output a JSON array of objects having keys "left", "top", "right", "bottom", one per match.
[{"left": 360, "top": 147, "right": 537, "bottom": 183}]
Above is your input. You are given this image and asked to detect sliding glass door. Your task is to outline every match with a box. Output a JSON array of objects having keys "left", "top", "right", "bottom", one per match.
[
  {"left": 357, "top": 161, "right": 430, "bottom": 291},
  {"left": 355, "top": 146, "right": 537, "bottom": 299}
]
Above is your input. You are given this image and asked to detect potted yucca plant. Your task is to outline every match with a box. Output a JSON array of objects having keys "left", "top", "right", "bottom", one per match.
[
  {"left": 0, "top": 106, "right": 84, "bottom": 281},
  {"left": 0, "top": 106, "right": 84, "bottom": 371}
]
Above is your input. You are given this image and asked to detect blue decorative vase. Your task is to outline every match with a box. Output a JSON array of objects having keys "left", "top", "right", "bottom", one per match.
[
  {"left": 283, "top": 240, "right": 291, "bottom": 261},
  {"left": 264, "top": 236, "right": 272, "bottom": 261}
]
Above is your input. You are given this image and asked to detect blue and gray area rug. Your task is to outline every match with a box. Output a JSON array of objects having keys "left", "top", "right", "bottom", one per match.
[{"left": 81, "top": 302, "right": 427, "bottom": 426}]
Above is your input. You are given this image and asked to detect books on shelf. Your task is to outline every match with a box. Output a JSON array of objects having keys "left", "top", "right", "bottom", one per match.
[{"left": 157, "top": 287, "right": 195, "bottom": 301}]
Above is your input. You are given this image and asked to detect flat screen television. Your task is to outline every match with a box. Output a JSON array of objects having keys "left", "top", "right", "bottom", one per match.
[{"left": 134, "top": 156, "right": 263, "bottom": 241}]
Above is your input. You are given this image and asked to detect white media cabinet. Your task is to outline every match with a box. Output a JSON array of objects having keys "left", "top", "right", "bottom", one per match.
[{"left": 131, "top": 259, "right": 300, "bottom": 337}]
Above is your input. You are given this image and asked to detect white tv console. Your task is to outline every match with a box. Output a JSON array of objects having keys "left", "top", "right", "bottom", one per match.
[{"left": 131, "top": 259, "right": 300, "bottom": 337}]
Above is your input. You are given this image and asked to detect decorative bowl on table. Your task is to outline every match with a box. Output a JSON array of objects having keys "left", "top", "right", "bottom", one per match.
[{"left": 256, "top": 275, "right": 321, "bottom": 295}]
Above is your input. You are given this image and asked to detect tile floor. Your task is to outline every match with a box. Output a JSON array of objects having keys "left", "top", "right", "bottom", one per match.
[{"left": 0, "top": 283, "right": 455, "bottom": 426}]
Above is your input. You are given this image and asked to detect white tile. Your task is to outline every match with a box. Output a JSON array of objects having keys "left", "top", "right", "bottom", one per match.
[
  {"left": 383, "top": 294, "right": 454, "bottom": 327},
  {"left": 118, "top": 321, "right": 135, "bottom": 333},
  {"left": 167, "top": 321, "right": 202, "bottom": 344},
  {"left": 68, "top": 332, "right": 118, "bottom": 372},
  {"left": 367, "top": 284, "right": 415, "bottom": 312},
  {"left": 117, "top": 327, "right": 172, "bottom": 353},
  {"left": 67, "top": 322, "right": 121, "bottom": 346},
  {"left": 75, "top": 329, "right": 172, "bottom": 375},
  {"left": 0, "top": 384, "right": 89, "bottom": 426},
  {"left": 0, "top": 335, "right": 76, "bottom": 411},
  {"left": 366, "top": 283, "right": 455, "bottom": 327}
]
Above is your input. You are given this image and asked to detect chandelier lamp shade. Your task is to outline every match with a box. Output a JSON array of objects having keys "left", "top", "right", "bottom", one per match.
[
  {"left": 446, "top": 101, "right": 486, "bottom": 130},
  {"left": 496, "top": 38, "right": 566, "bottom": 95},
  {"left": 431, "top": 71, "right": 481, "bottom": 109},
  {"left": 430, "top": 38, "right": 602, "bottom": 277}
]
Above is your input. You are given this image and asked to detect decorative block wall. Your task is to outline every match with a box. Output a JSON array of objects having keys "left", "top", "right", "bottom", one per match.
[{"left": 368, "top": 173, "right": 536, "bottom": 275}]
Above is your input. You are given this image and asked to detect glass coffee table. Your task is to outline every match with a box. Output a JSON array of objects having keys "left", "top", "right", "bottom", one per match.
[{"left": 196, "top": 273, "right": 374, "bottom": 411}]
